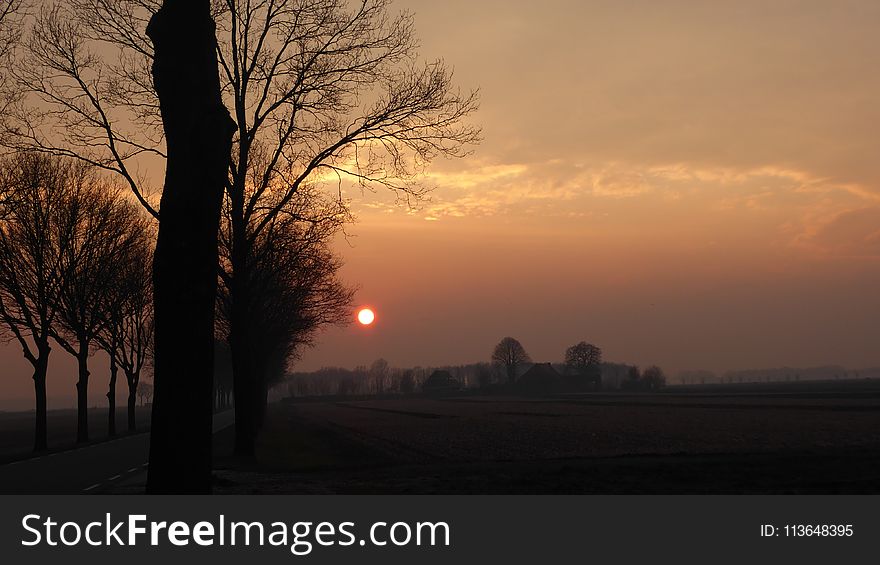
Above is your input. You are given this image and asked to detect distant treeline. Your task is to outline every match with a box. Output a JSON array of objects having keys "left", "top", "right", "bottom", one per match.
[
  {"left": 285, "top": 360, "right": 648, "bottom": 397},
  {"left": 674, "top": 365, "right": 880, "bottom": 385},
  {"left": 285, "top": 336, "right": 674, "bottom": 397}
]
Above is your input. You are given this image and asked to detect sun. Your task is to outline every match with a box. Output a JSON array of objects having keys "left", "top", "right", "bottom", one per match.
[{"left": 357, "top": 307, "right": 375, "bottom": 326}]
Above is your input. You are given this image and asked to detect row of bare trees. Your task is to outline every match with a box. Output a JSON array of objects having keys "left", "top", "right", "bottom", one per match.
[
  {"left": 0, "top": 152, "right": 153, "bottom": 450},
  {"left": 288, "top": 362, "right": 459, "bottom": 397},
  {"left": 0, "top": 152, "right": 350, "bottom": 453},
  {"left": 2, "top": 0, "right": 478, "bottom": 492}
]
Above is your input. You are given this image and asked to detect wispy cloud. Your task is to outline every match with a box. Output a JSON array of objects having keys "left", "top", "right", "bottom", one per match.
[{"left": 351, "top": 158, "right": 880, "bottom": 246}]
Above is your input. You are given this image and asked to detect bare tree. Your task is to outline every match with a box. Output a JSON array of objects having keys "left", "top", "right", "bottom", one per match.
[
  {"left": 216, "top": 145, "right": 354, "bottom": 453},
  {"left": 211, "top": 0, "right": 478, "bottom": 455},
  {"left": 136, "top": 379, "right": 153, "bottom": 406},
  {"left": 642, "top": 366, "right": 666, "bottom": 390},
  {"left": 370, "top": 358, "right": 389, "bottom": 394},
  {"left": 491, "top": 337, "right": 531, "bottom": 384},
  {"left": 622, "top": 366, "right": 641, "bottom": 391},
  {"left": 217, "top": 188, "right": 354, "bottom": 452},
  {"left": 49, "top": 175, "right": 145, "bottom": 443},
  {"left": 564, "top": 341, "right": 602, "bottom": 370},
  {"left": 399, "top": 369, "right": 415, "bottom": 394},
  {"left": 117, "top": 254, "right": 153, "bottom": 431},
  {"left": 97, "top": 229, "right": 153, "bottom": 434},
  {"left": 0, "top": 152, "right": 78, "bottom": 451},
  {"left": 564, "top": 341, "right": 602, "bottom": 389}
]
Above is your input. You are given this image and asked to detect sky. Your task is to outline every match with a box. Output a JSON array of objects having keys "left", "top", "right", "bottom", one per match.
[
  {"left": 3, "top": 0, "right": 880, "bottom": 409},
  {"left": 297, "top": 0, "right": 880, "bottom": 372}
]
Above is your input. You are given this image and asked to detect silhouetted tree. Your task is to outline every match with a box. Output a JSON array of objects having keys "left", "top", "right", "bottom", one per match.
[
  {"left": 210, "top": 0, "right": 477, "bottom": 455},
  {"left": 622, "top": 365, "right": 641, "bottom": 391},
  {"left": 399, "top": 369, "right": 416, "bottom": 394},
  {"left": 0, "top": 152, "right": 79, "bottom": 451},
  {"left": 49, "top": 176, "right": 144, "bottom": 443},
  {"left": 642, "top": 365, "right": 666, "bottom": 390},
  {"left": 97, "top": 238, "right": 153, "bottom": 433},
  {"left": 564, "top": 341, "right": 602, "bottom": 371},
  {"left": 491, "top": 337, "right": 531, "bottom": 384},
  {"left": 145, "top": 0, "right": 235, "bottom": 494},
  {"left": 370, "top": 358, "right": 390, "bottom": 395},
  {"left": 564, "top": 341, "right": 602, "bottom": 389},
  {"left": 216, "top": 152, "right": 353, "bottom": 455},
  {"left": 137, "top": 379, "right": 153, "bottom": 406}
]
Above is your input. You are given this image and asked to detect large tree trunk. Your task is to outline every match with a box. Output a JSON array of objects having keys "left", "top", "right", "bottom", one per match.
[
  {"left": 126, "top": 369, "right": 138, "bottom": 432},
  {"left": 107, "top": 352, "right": 118, "bottom": 437},
  {"left": 75, "top": 343, "right": 90, "bottom": 443},
  {"left": 146, "top": 0, "right": 235, "bottom": 494},
  {"left": 31, "top": 342, "right": 50, "bottom": 452}
]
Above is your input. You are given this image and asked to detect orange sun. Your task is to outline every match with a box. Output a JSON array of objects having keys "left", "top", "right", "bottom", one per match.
[{"left": 357, "top": 308, "right": 375, "bottom": 326}]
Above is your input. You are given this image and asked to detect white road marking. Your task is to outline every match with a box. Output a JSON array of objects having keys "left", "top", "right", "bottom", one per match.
[
  {"left": 108, "top": 474, "right": 121, "bottom": 481},
  {"left": 83, "top": 484, "right": 101, "bottom": 492}
]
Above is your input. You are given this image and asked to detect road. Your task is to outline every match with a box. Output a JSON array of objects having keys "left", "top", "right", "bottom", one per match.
[{"left": 0, "top": 410, "right": 234, "bottom": 494}]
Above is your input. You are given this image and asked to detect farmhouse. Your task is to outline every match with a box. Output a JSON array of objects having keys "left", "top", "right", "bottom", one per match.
[
  {"left": 422, "top": 370, "right": 461, "bottom": 394},
  {"left": 518, "top": 363, "right": 563, "bottom": 394}
]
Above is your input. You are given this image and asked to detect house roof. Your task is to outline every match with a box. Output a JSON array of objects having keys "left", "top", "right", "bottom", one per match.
[
  {"left": 423, "top": 370, "right": 459, "bottom": 389},
  {"left": 519, "top": 363, "right": 562, "bottom": 383}
]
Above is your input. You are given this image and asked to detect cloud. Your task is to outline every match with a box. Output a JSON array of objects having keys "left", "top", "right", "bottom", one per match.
[
  {"left": 351, "top": 157, "right": 880, "bottom": 239},
  {"left": 794, "top": 207, "right": 880, "bottom": 259}
]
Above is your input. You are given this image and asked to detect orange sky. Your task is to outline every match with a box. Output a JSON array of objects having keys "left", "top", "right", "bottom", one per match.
[
  {"left": 3, "top": 0, "right": 880, "bottom": 409},
  {"left": 296, "top": 0, "right": 880, "bottom": 371}
]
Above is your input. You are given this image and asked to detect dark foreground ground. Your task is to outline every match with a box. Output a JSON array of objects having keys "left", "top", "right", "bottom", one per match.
[
  {"left": 0, "top": 406, "right": 152, "bottom": 463},
  {"left": 214, "top": 386, "right": 880, "bottom": 494}
]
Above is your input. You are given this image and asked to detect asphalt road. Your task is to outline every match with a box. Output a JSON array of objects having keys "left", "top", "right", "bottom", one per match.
[{"left": 0, "top": 410, "right": 234, "bottom": 494}]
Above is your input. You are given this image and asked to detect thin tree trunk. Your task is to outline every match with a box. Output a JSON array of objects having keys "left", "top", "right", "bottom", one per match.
[
  {"left": 126, "top": 369, "right": 138, "bottom": 432},
  {"left": 75, "top": 344, "right": 90, "bottom": 443},
  {"left": 229, "top": 165, "right": 258, "bottom": 456},
  {"left": 32, "top": 344, "right": 50, "bottom": 452},
  {"left": 256, "top": 378, "right": 268, "bottom": 431},
  {"left": 146, "top": 0, "right": 235, "bottom": 494},
  {"left": 107, "top": 353, "right": 118, "bottom": 437}
]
